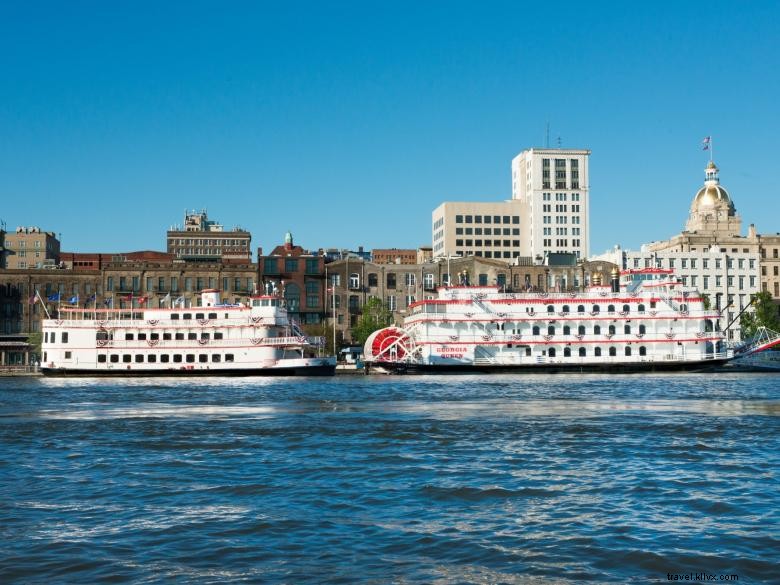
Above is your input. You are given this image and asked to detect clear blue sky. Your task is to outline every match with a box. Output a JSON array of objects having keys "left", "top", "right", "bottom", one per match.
[{"left": 1, "top": 1, "right": 778, "bottom": 257}]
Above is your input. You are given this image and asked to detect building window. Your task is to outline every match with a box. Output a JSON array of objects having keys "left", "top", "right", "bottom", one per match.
[
  {"left": 349, "top": 273, "right": 360, "bottom": 289},
  {"left": 285, "top": 258, "right": 299, "bottom": 272},
  {"left": 404, "top": 273, "right": 416, "bottom": 286},
  {"left": 264, "top": 258, "right": 279, "bottom": 274},
  {"left": 387, "top": 273, "right": 396, "bottom": 289},
  {"left": 386, "top": 295, "right": 397, "bottom": 311}
]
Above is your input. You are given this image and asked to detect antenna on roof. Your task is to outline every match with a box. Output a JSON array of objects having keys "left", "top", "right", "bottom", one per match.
[{"left": 557, "top": 135, "right": 562, "bottom": 148}]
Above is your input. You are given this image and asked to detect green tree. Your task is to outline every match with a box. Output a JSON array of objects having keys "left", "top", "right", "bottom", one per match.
[
  {"left": 739, "top": 291, "right": 780, "bottom": 339},
  {"left": 351, "top": 297, "right": 393, "bottom": 347}
]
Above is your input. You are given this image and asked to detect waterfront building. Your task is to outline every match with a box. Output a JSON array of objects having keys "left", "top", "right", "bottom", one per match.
[
  {"left": 166, "top": 209, "right": 252, "bottom": 263},
  {"left": 431, "top": 200, "right": 524, "bottom": 260},
  {"left": 511, "top": 148, "right": 591, "bottom": 259},
  {"left": 256, "top": 232, "right": 326, "bottom": 325},
  {"left": 1, "top": 226, "right": 60, "bottom": 269},
  {"left": 325, "top": 255, "right": 614, "bottom": 343},
  {"left": 372, "top": 248, "right": 418, "bottom": 265}
]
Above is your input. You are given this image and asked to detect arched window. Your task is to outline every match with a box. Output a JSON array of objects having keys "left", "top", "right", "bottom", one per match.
[
  {"left": 547, "top": 305, "right": 554, "bottom": 314},
  {"left": 563, "top": 325, "right": 571, "bottom": 335},
  {"left": 349, "top": 273, "right": 360, "bottom": 289},
  {"left": 608, "top": 304, "right": 615, "bottom": 313},
  {"left": 639, "top": 346, "right": 647, "bottom": 356},
  {"left": 625, "top": 346, "right": 632, "bottom": 356},
  {"left": 594, "top": 325, "right": 601, "bottom": 335},
  {"left": 639, "top": 324, "right": 646, "bottom": 334},
  {"left": 564, "top": 347, "right": 571, "bottom": 357},
  {"left": 577, "top": 305, "right": 585, "bottom": 313},
  {"left": 578, "top": 347, "right": 586, "bottom": 357},
  {"left": 592, "top": 305, "right": 600, "bottom": 313},
  {"left": 638, "top": 304, "right": 646, "bottom": 313},
  {"left": 578, "top": 325, "right": 586, "bottom": 335},
  {"left": 609, "top": 347, "right": 617, "bottom": 357},
  {"left": 562, "top": 305, "right": 570, "bottom": 314},
  {"left": 547, "top": 325, "right": 555, "bottom": 335},
  {"left": 622, "top": 304, "right": 630, "bottom": 313},
  {"left": 549, "top": 348, "right": 556, "bottom": 357},
  {"left": 594, "top": 347, "right": 602, "bottom": 357},
  {"left": 608, "top": 325, "right": 616, "bottom": 335},
  {"left": 532, "top": 326, "right": 540, "bottom": 335},
  {"left": 624, "top": 324, "right": 631, "bottom": 334}
]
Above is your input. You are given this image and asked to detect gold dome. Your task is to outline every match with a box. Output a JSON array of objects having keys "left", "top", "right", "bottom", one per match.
[{"left": 691, "top": 183, "right": 734, "bottom": 212}]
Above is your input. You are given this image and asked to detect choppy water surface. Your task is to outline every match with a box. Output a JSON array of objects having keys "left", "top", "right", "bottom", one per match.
[{"left": 1, "top": 373, "right": 779, "bottom": 583}]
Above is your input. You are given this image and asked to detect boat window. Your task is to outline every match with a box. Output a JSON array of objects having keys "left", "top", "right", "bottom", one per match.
[
  {"left": 609, "top": 347, "right": 616, "bottom": 357},
  {"left": 175, "top": 333, "right": 184, "bottom": 341},
  {"left": 212, "top": 354, "right": 221, "bottom": 362},
  {"left": 608, "top": 304, "right": 615, "bottom": 313},
  {"left": 625, "top": 347, "right": 632, "bottom": 356},
  {"left": 64, "top": 351, "right": 72, "bottom": 359},
  {"left": 639, "top": 324, "right": 646, "bottom": 334},
  {"left": 592, "top": 305, "right": 600, "bottom": 313},
  {"left": 525, "top": 347, "right": 532, "bottom": 356},
  {"left": 199, "top": 355, "right": 208, "bottom": 363},
  {"left": 224, "top": 313, "right": 229, "bottom": 319},
  {"left": 183, "top": 313, "right": 192, "bottom": 320},
  {"left": 549, "top": 348, "right": 556, "bottom": 357},
  {"left": 186, "top": 354, "right": 195, "bottom": 363},
  {"left": 563, "top": 347, "right": 571, "bottom": 357},
  {"left": 45, "top": 332, "right": 48, "bottom": 343},
  {"left": 650, "top": 301, "right": 656, "bottom": 308},
  {"left": 138, "top": 333, "right": 147, "bottom": 341},
  {"left": 51, "top": 332, "right": 56, "bottom": 343},
  {"left": 150, "top": 333, "right": 159, "bottom": 340},
  {"left": 135, "top": 355, "right": 144, "bottom": 363},
  {"left": 562, "top": 305, "right": 570, "bottom": 314},
  {"left": 638, "top": 304, "right": 646, "bottom": 313},
  {"left": 579, "top": 347, "right": 586, "bottom": 357},
  {"left": 110, "top": 355, "right": 119, "bottom": 363},
  {"left": 639, "top": 346, "right": 647, "bottom": 356},
  {"left": 214, "top": 332, "right": 223, "bottom": 340},
  {"left": 125, "top": 333, "right": 134, "bottom": 341},
  {"left": 225, "top": 354, "right": 234, "bottom": 362},
  {"left": 563, "top": 326, "right": 571, "bottom": 335},
  {"left": 161, "top": 355, "right": 170, "bottom": 363},
  {"left": 208, "top": 313, "right": 217, "bottom": 319},
  {"left": 624, "top": 325, "right": 631, "bottom": 334},
  {"left": 98, "top": 355, "right": 107, "bottom": 363},
  {"left": 196, "top": 313, "right": 205, "bottom": 319},
  {"left": 188, "top": 333, "right": 197, "bottom": 340},
  {"left": 123, "top": 355, "right": 131, "bottom": 363},
  {"left": 163, "top": 333, "right": 172, "bottom": 341},
  {"left": 96, "top": 331, "right": 109, "bottom": 341},
  {"left": 532, "top": 326, "right": 540, "bottom": 335},
  {"left": 547, "top": 326, "right": 555, "bottom": 335},
  {"left": 201, "top": 333, "right": 210, "bottom": 340},
  {"left": 547, "top": 305, "right": 554, "bottom": 313},
  {"left": 594, "top": 325, "right": 601, "bottom": 335},
  {"left": 171, "top": 314, "right": 179, "bottom": 320},
  {"left": 609, "top": 325, "right": 616, "bottom": 335},
  {"left": 252, "top": 300, "right": 260, "bottom": 307},
  {"left": 173, "top": 354, "right": 182, "bottom": 363},
  {"left": 148, "top": 355, "right": 157, "bottom": 363},
  {"left": 62, "top": 333, "right": 69, "bottom": 344},
  {"left": 578, "top": 325, "right": 586, "bottom": 335},
  {"left": 577, "top": 305, "right": 585, "bottom": 313},
  {"left": 622, "top": 304, "right": 630, "bottom": 313}
]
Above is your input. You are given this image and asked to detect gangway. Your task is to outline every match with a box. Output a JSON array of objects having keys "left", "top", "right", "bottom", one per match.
[{"left": 733, "top": 326, "right": 780, "bottom": 356}]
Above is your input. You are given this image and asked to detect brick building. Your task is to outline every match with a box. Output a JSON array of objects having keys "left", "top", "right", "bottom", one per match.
[
  {"left": 1, "top": 226, "right": 60, "bottom": 269},
  {"left": 167, "top": 209, "right": 252, "bottom": 263}
]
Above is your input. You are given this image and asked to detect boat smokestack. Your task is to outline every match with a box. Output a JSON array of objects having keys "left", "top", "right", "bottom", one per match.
[{"left": 610, "top": 268, "right": 620, "bottom": 293}]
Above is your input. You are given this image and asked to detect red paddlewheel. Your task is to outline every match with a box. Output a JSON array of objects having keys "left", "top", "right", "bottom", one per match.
[{"left": 368, "top": 327, "right": 409, "bottom": 361}]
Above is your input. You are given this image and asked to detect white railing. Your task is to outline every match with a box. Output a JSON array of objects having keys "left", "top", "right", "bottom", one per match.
[
  {"left": 472, "top": 351, "right": 732, "bottom": 366},
  {"left": 92, "top": 335, "right": 317, "bottom": 349}
]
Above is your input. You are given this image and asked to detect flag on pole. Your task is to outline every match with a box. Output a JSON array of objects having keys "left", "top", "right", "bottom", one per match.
[
  {"left": 29, "top": 294, "right": 37, "bottom": 305},
  {"left": 87, "top": 293, "right": 97, "bottom": 305},
  {"left": 104, "top": 298, "right": 113, "bottom": 307},
  {"left": 47, "top": 293, "right": 61, "bottom": 302},
  {"left": 702, "top": 136, "right": 711, "bottom": 150},
  {"left": 137, "top": 296, "right": 148, "bottom": 305},
  {"left": 68, "top": 295, "right": 79, "bottom": 304},
  {"left": 174, "top": 296, "right": 185, "bottom": 307},
  {"left": 161, "top": 292, "right": 171, "bottom": 306}
]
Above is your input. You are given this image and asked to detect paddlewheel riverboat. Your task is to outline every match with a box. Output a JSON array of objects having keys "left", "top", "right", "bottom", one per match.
[
  {"left": 41, "top": 289, "right": 335, "bottom": 376},
  {"left": 364, "top": 268, "right": 738, "bottom": 373}
]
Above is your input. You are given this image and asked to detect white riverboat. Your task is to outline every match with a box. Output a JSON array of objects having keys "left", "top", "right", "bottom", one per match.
[
  {"left": 41, "top": 289, "right": 335, "bottom": 376},
  {"left": 364, "top": 268, "right": 735, "bottom": 373}
]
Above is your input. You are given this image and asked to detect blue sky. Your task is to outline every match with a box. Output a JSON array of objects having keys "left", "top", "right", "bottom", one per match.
[{"left": 1, "top": 1, "right": 778, "bottom": 257}]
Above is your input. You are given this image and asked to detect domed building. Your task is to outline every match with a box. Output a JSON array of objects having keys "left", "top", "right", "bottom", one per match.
[{"left": 684, "top": 161, "right": 742, "bottom": 236}]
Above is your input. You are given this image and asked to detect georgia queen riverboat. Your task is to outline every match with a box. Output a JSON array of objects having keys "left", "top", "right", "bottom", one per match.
[
  {"left": 40, "top": 289, "right": 336, "bottom": 376},
  {"left": 363, "top": 268, "right": 735, "bottom": 373}
]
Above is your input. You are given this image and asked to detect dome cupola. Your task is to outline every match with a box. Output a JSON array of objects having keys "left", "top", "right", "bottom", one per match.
[{"left": 685, "top": 160, "right": 741, "bottom": 236}]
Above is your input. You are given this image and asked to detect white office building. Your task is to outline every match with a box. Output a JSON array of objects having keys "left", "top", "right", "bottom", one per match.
[{"left": 511, "top": 148, "right": 591, "bottom": 259}]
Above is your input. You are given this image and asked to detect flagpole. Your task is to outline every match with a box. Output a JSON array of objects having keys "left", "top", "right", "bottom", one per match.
[{"left": 36, "top": 290, "right": 51, "bottom": 319}]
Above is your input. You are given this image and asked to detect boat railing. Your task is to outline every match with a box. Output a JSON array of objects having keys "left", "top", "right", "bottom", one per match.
[
  {"left": 45, "top": 317, "right": 283, "bottom": 329},
  {"left": 472, "top": 351, "right": 732, "bottom": 366},
  {"left": 91, "top": 335, "right": 316, "bottom": 349}
]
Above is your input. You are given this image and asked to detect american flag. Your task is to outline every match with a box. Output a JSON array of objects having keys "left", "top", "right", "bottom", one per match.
[{"left": 702, "top": 136, "right": 711, "bottom": 150}]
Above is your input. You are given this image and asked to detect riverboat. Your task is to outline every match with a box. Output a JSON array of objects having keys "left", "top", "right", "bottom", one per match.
[
  {"left": 40, "top": 289, "right": 335, "bottom": 376},
  {"left": 364, "top": 268, "right": 736, "bottom": 373}
]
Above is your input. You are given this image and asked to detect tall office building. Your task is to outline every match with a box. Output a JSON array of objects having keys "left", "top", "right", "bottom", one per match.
[
  {"left": 166, "top": 210, "right": 252, "bottom": 263},
  {"left": 511, "top": 148, "right": 591, "bottom": 259}
]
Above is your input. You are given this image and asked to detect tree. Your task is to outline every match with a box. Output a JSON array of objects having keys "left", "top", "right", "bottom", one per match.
[
  {"left": 351, "top": 297, "right": 393, "bottom": 347},
  {"left": 739, "top": 291, "right": 780, "bottom": 339}
]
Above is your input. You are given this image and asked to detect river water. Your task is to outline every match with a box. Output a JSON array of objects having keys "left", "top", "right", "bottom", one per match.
[{"left": 1, "top": 373, "right": 778, "bottom": 583}]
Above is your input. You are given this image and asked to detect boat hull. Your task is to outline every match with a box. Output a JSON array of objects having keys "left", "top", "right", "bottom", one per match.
[
  {"left": 41, "top": 361, "right": 336, "bottom": 377},
  {"left": 367, "top": 357, "right": 732, "bottom": 375}
]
